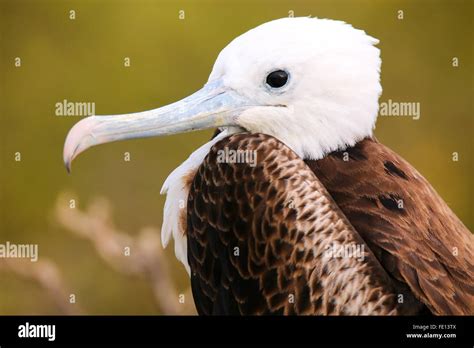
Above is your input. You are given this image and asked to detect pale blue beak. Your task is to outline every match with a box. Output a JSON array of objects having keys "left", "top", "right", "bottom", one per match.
[{"left": 63, "top": 79, "right": 251, "bottom": 172}]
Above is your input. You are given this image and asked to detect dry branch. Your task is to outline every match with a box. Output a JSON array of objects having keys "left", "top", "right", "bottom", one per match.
[
  {"left": 0, "top": 257, "right": 82, "bottom": 314},
  {"left": 54, "top": 193, "right": 196, "bottom": 315}
]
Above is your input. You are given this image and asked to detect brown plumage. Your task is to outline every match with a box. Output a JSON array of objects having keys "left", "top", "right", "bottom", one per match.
[
  {"left": 306, "top": 137, "right": 474, "bottom": 315},
  {"left": 187, "top": 133, "right": 474, "bottom": 315}
]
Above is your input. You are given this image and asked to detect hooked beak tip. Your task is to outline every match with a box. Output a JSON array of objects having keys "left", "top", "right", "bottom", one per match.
[
  {"left": 63, "top": 148, "right": 74, "bottom": 174},
  {"left": 65, "top": 160, "right": 72, "bottom": 174},
  {"left": 63, "top": 116, "right": 99, "bottom": 173}
]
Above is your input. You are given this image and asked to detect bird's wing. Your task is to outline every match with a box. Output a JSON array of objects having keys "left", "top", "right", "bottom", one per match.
[
  {"left": 306, "top": 137, "right": 474, "bottom": 315},
  {"left": 186, "top": 133, "right": 425, "bottom": 315}
]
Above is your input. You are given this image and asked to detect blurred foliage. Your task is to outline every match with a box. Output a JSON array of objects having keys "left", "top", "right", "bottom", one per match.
[{"left": 0, "top": 0, "right": 472, "bottom": 314}]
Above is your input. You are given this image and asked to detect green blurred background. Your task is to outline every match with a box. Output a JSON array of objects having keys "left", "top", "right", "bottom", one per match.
[{"left": 0, "top": 0, "right": 472, "bottom": 314}]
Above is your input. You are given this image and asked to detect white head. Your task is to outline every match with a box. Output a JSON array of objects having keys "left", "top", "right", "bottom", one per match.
[
  {"left": 64, "top": 17, "right": 382, "bottom": 168},
  {"left": 210, "top": 17, "right": 381, "bottom": 159}
]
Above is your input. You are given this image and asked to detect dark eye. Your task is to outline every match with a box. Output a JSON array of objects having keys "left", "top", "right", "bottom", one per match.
[{"left": 266, "top": 70, "right": 289, "bottom": 88}]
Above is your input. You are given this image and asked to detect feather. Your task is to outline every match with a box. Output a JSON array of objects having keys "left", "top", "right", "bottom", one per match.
[
  {"left": 306, "top": 137, "right": 474, "bottom": 315},
  {"left": 187, "top": 133, "right": 426, "bottom": 315}
]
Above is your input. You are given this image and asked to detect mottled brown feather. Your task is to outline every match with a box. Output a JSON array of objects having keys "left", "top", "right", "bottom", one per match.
[
  {"left": 306, "top": 137, "right": 474, "bottom": 315},
  {"left": 187, "top": 133, "right": 431, "bottom": 315}
]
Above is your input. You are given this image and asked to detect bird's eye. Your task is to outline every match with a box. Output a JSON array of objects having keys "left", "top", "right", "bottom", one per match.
[{"left": 266, "top": 70, "right": 289, "bottom": 88}]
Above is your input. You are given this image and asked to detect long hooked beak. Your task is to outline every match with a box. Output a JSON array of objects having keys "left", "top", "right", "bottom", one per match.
[{"left": 63, "top": 80, "right": 251, "bottom": 172}]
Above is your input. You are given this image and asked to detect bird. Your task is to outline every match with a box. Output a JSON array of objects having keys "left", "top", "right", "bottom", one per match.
[{"left": 63, "top": 17, "right": 474, "bottom": 315}]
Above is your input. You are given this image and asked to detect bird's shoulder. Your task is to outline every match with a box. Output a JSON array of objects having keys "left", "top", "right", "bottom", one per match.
[{"left": 305, "top": 137, "right": 474, "bottom": 315}]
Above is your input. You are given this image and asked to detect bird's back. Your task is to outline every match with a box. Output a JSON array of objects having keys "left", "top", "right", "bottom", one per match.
[{"left": 306, "top": 137, "right": 474, "bottom": 315}]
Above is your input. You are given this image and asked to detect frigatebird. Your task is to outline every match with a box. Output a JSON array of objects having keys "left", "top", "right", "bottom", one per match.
[{"left": 63, "top": 17, "right": 474, "bottom": 315}]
